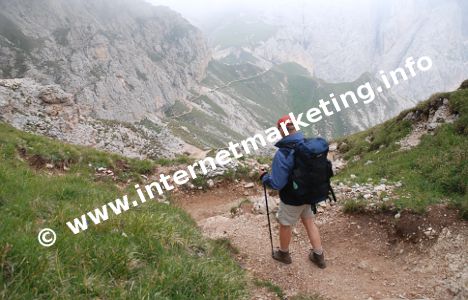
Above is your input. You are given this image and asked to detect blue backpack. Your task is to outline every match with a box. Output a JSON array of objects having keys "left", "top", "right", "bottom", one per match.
[{"left": 279, "top": 137, "right": 336, "bottom": 213}]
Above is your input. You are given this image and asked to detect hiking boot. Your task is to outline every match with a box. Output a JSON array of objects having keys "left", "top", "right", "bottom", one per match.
[
  {"left": 272, "top": 249, "right": 292, "bottom": 264},
  {"left": 309, "top": 250, "right": 326, "bottom": 269}
]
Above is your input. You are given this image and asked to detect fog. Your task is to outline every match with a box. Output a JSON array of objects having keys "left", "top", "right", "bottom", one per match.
[{"left": 144, "top": 0, "right": 390, "bottom": 29}]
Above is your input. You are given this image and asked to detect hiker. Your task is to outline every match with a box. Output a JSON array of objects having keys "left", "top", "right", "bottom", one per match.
[{"left": 260, "top": 115, "right": 331, "bottom": 268}]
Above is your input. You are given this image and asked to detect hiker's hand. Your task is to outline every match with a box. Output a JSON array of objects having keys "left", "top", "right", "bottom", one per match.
[{"left": 259, "top": 171, "right": 268, "bottom": 181}]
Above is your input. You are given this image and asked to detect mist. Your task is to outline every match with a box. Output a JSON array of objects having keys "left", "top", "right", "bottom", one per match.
[{"left": 145, "top": 0, "right": 390, "bottom": 29}]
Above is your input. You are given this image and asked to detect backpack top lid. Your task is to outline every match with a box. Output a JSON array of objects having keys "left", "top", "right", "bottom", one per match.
[{"left": 297, "top": 137, "right": 329, "bottom": 156}]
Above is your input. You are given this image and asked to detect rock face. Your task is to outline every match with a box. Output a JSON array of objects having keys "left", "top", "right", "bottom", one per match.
[
  {"left": 0, "top": 78, "right": 183, "bottom": 158},
  {"left": 0, "top": 0, "right": 465, "bottom": 158},
  {"left": 199, "top": 0, "right": 467, "bottom": 103},
  {"left": 0, "top": 0, "right": 210, "bottom": 123},
  {"left": 0, "top": 0, "right": 211, "bottom": 157}
]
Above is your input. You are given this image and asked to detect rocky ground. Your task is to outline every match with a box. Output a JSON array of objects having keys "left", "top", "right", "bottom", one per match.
[
  {"left": 174, "top": 182, "right": 467, "bottom": 300},
  {"left": 398, "top": 98, "right": 458, "bottom": 150},
  {"left": 0, "top": 78, "right": 189, "bottom": 158}
]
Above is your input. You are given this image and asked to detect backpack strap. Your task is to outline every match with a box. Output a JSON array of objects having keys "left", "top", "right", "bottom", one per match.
[
  {"left": 277, "top": 141, "right": 298, "bottom": 161},
  {"left": 278, "top": 141, "right": 298, "bottom": 150}
]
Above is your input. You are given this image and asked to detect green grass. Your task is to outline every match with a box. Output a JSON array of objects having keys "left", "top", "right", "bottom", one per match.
[
  {"left": 169, "top": 108, "right": 245, "bottom": 149},
  {"left": 199, "top": 95, "right": 228, "bottom": 117},
  {"left": 253, "top": 279, "right": 324, "bottom": 300},
  {"left": 335, "top": 87, "right": 468, "bottom": 218},
  {"left": 253, "top": 279, "right": 285, "bottom": 299},
  {"left": 0, "top": 123, "right": 247, "bottom": 299},
  {"left": 230, "top": 199, "right": 252, "bottom": 215},
  {"left": 154, "top": 155, "right": 193, "bottom": 167},
  {"left": 342, "top": 199, "right": 367, "bottom": 214},
  {"left": 164, "top": 100, "right": 189, "bottom": 118},
  {"left": 255, "top": 156, "right": 272, "bottom": 165},
  {"left": 274, "top": 62, "right": 311, "bottom": 77}
]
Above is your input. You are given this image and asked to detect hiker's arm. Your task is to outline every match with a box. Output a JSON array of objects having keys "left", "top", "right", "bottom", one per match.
[{"left": 261, "top": 150, "right": 293, "bottom": 190}]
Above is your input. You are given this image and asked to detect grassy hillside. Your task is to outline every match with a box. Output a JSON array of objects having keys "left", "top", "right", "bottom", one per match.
[
  {"left": 200, "top": 61, "right": 400, "bottom": 144},
  {"left": 0, "top": 123, "right": 247, "bottom": 299},
  {"left": 335, "top": 84, "right": 468, "bottom": 218}
]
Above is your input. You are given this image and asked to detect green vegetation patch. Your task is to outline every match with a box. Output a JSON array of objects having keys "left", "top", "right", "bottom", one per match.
[
  {"left": 335, "top": 88, "right": 468, "bottom": 218},
  {"left": 0, "top": 123, "right": 247, "bottom": 299}
]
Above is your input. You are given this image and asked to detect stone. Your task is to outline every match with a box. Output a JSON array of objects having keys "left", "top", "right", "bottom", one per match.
[
  {"left": 207, "top": 179, "right": 215, "bottom": 188},
  {"left": 45, "top": 163, "right": 54, "bottom": 169},
  {"left": 252, "top": 196, "right": 279, "bottom": 214},
  {"left": 374, "top": 184, "right": 386, "bottom": 192},
  {"left": 244, "top": 182, "right": 255, "bottom": 188},
  {"left": 403, "top": 111, "right": 415, "bottom": 121},
  {"left": 427, "top": 122, "right": 438, "bottom": 131},
  {"left": 39, "top": 85, "right": 73, "bottom": 105},
  {"left": 358, "top": 261, "right": 369, "bottom": 270}
]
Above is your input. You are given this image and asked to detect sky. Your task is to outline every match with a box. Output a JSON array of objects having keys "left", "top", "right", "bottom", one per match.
[{"left": 144, "top": 0, "right": 376, "bottom": 26}]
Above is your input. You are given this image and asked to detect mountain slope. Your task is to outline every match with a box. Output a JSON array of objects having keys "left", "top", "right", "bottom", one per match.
[
  {"left": 201, "top": 0, "right": 467, "bottom": 103},
  {"left": 179, "top": 60, "right": 402, "bottom": 148},
  {"left": 0, "top": 121, "right": 247, "bottom": 299},
  {"left": 0, "top": 0, "right": 210, "bottom": 158},
  {"left": 1, "top": 0, "right": 465, "bottom": 161},
  {"left": 0, "top": 0, "right": 209, "bottom": 121},
  {"left": 333, "top": 81, "right": 468, "bottom": 218}
]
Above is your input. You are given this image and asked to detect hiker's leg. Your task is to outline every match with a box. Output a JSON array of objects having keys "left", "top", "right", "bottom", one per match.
[
  {"left": 277, "top": 201, "right": 301, "bottom": 252},
  {"left": 279, "top": 224, "right": 292, "bottom": 252},
  {"left": 301, "top": 216, "right": 322, "bottom": 251}
]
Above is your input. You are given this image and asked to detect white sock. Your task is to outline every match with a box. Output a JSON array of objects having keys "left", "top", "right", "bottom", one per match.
[{"left": 313, "top": 248, "right": 323, "bottom": 255}]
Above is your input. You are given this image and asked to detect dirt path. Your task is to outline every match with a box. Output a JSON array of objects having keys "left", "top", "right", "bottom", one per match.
[{"left": 175, "top": 185, "right": 467, "bottom": 300}]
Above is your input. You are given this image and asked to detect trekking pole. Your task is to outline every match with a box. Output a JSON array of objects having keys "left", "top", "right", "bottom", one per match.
[
  {"left": 329, "top": 185, "right": 337, "bottom": 203},
  {"left": 263, "top": 183, "right": 274, "bottom": 257}
]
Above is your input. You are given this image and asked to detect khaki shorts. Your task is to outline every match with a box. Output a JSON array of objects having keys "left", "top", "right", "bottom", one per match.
[{"left": 277, "top": 201, "right": 314, "bottom": 226}]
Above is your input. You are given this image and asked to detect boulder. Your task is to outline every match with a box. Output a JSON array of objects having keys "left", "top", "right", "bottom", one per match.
[
  {"left": 252, "top": 196, "right": 279, "bottom": 214},
  {"left": 39, "top": 85, "right": 73, "bottom": 105}
]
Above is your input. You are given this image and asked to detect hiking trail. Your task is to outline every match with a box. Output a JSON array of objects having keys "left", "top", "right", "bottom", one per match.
[{"left": 174, "top": 183, "right": 468, "bottom": 300}]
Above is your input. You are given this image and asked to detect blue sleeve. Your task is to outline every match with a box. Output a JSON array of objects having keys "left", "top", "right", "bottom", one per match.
[{"left": 261, "top": 149, "right": 294, "bottom": 190}]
